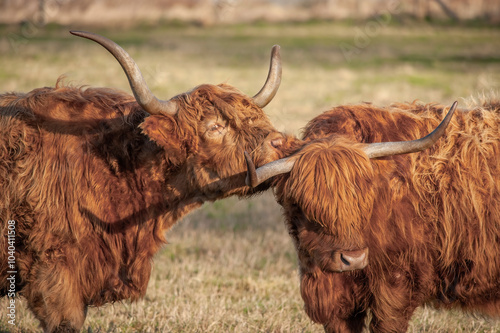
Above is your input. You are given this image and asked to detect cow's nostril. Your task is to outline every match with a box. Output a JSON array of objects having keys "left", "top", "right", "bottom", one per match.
[{"left": 340, "top": 253, "right": 350, "bottom": 266}]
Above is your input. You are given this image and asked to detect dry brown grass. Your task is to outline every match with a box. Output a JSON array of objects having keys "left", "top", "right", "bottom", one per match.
[{"left": 1, "top": 21, "right": 500, "bottom": 332}]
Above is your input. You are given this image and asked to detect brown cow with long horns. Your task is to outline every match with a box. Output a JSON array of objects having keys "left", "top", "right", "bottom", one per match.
[
  {"left": 0, "top": 31, "right": 284, "bottom": 332},
  {"left": 246, "top": 100, "right": 500, "bottom": 332}
]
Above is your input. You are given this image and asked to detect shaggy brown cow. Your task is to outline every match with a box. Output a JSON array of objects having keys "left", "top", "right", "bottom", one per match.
[
  {"left": 0, "top": 31, "right": 284, "bottom": 332},
  {"left": 245, "top": 100, "right": 500, "bottom": 332}
]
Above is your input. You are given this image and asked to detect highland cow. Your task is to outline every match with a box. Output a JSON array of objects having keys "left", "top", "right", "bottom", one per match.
[
  {"left": 0, "top": 31, "right": 284, "bottom": 332},
  {"left": 246, "top": 100, "right": 500, "bottom": 332}
]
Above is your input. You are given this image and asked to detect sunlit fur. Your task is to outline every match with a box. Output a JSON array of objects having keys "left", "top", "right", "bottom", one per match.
[
  {"left": 273, "top": 100, "right": 500, "bottom": 332},
  {"left": 0, "top": 79, "right": 279, "bottom": 332}
]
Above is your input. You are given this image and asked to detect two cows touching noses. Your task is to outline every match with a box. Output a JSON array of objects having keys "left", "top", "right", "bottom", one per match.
[{"left": 1, "top": 31, "right": 497, "bottom": 333}]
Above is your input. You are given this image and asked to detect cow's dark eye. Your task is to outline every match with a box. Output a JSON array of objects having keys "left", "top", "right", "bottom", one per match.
[
  {"left": 210, "top": 124, "right": 222, "bottom": 131},
  {"left": 209, "top": 123, "right": 225, "bottom": 132}
]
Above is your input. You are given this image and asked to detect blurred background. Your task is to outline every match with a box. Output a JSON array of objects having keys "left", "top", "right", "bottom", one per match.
[
  {"left": 1, "top": 1, "right": 500, "bottom": 332},
  {"left": 1, "top": 0, "right": 500, "bottom": 26}
]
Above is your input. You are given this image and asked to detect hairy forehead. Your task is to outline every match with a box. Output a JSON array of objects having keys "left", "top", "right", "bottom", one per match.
[{"left": 280, "top": 138, "right": 376, "bottom": 235}]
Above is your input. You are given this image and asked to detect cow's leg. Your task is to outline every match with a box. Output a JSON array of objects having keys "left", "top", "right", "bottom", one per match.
[{"left": 25, "top": 262, "right": 87, "bottom": 333}]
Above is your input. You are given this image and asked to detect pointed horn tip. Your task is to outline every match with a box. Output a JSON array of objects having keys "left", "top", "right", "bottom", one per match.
[
  {"left": 244, "top": 151, "right": 258, "bottom": 188},
  {"left": 251, "top": 45, "right": 282, "bottom": 108},
  {"left": 69, "top": 30, "right": 91, "bottom": 38},
  {"left": 271, "top": 45, "right": 281, "bottom": 65},
  {"left": 449, "top": 101, "right": 458, "bottom": 114},
  {"left": 70, "top": 30, "right": 104, "bottom": 43},
  {"left": 439, "top": 100, "right": 458, "bottom": 128}
]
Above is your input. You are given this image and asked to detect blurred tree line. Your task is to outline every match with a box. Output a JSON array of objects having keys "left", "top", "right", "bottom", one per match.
[{"left": 1, "top": 0, "right": 499, "bottom": 26}]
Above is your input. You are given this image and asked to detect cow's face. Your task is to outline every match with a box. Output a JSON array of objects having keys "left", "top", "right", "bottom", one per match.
[
  {"left": 141, "top": 84, "right": 285, "bottom": 198},
  {"left": 71, "top": 31, "right": 284, "bottom": 198},
  {"left": 271, "top": 137, "right": 373, "bottom": 325},
  {"left": 276, "top": 137, "right": 373, "bottom": 274},
  {"left": 192, "top": 85, "right": 282, "bottom": 197}
]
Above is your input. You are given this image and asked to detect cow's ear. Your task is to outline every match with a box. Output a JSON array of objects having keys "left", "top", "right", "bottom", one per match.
[{"left": 140, "top": 115, "right": 187, "bottom": 162}]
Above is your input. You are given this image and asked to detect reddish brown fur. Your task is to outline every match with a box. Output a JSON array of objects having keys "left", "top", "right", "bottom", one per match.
[
  {"left": 272, "top": 100, "right": 500, "bottom": 332},
  {"left": 0, "top": 80, "right": 281, "bottom": 332}
]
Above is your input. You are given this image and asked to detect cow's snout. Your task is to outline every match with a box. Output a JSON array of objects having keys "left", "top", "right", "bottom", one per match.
[
  {"left": 333, "top": 248, "right": 369, "bottom": 272},
  {"left": 265, "top": 132, "right": 285, "bottom": 149}
]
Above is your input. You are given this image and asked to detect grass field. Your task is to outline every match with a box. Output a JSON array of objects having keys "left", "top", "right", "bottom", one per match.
[{"left": 1, "top": 20, "right": 500, "bottom": 332}]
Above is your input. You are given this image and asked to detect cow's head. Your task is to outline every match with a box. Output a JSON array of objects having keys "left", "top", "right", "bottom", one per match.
[
  {"left": 71, "top": 31, "right": 284, "bottom": 198},
  {"left": 245, "top": 102, "right": 457, "bottom": 274}
]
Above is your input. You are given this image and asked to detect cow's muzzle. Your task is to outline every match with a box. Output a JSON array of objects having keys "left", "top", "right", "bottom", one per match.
[{"left": 332, "top": 248, "right": 369, "bottom": 272}]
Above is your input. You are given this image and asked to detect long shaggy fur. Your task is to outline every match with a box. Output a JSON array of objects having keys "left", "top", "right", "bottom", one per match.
[
  {"left": 0, "top": 80, "right": 279, "bottom": 332},
  {"left": 274, "top": 99, "right": 500, "bottom": 332}
]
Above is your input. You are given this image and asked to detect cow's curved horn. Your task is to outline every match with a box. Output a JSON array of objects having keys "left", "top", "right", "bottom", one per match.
[
  {"left": 252, "top": 45, "right": 282, "bottom": 108},
  {"left": 361, "top": 101, "right": 457, "bottom": 158},
  {"left": 245, "top": 102, "right": 457, "bottom": 188},
  {"left": 70, "top": 31, "right": 177, "bottom": 115}
]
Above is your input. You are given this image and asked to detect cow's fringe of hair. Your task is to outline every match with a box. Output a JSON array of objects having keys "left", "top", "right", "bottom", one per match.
[{"left": 282, "top": 137, "right": 374, "bottom": 245}]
